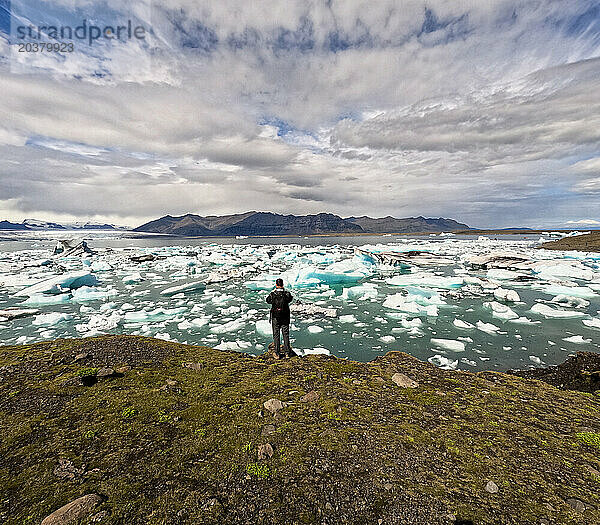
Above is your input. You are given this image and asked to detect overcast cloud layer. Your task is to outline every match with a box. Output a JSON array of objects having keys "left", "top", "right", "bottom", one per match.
[{"left": 1, "top": 0, "right": 599, "bottom": 228}]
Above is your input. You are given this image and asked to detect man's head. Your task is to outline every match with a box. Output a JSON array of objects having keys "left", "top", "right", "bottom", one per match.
[{"left": 275, "top": 278, "right": 284, "bottom": 288}]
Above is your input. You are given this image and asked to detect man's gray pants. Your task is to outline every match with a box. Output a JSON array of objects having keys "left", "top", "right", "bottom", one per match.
[{"left": 271, "top": 319, "right": 291, "bottom": 356}]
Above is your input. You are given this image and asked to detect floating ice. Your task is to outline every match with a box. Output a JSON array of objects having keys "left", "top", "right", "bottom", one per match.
[
  {"left": 160, "top": 281, "right": 206, "bottom": 296},
  {"left": 122, "top": 273, "right": 143, "bottom": 284},
  {"left": 583, "top": 318, "right": 600, "bottom": 329},
  {"left": 453, "top": 319, "right": 474, "bottom": 329},
  {"left": 341, "top": 283, "right": 378, "bottom": 301},
  {"left": 32, "top": 312, "right": 73, "bottom": 326},
  {"left": 562, "top": 335, "right": 592, "bottom": 344},
  {"left": 308, "top": 325, "right": 324, "bottom": 334},
  {"left": 530, "top": 304, "right": 587, "bottom": 319},
  {"left": 23, "top": 293, "right": 71, "bottom": 306},
  {"left": 124, "top": 307, "right": 187, "bottom": 325},
  {"left": 383, "top": 293, "right": 440, "bottom": 316},
  {"left": 428, "top": 354, "right": 459, "bottom": 370},
  {"left": 529, "top": 355, "right": 544, "bottom": 365},
  {"left": 493, "top": 288, "right": 520, "bottom": 302},
  {"left": 339, "top": 314, "right": 358, "bottom": 323},
  {"left": 484, "top": 301, "right": 518, "bottom": 320},
  {"left": 255, "top": 320, "right": 271, "bottom": 337},
  {"left": 14, "top": 271, "right": 98, "bottom": 297},
  {"left": 210, "top": 318, "right": 246, "bottom": 334},
  {"left": 71, "top": 286, "right": 118, "bottom": 302},
  {"left": 387, "top": 272, "right": 463, "bottom": 289},
  {"left": 431, "top": 338, "right": 465, "bottom": 352},
  {"left": 476, "top": 321, "right": 500, "bottom": 334},
  {"left": 379, "top": 335, "right": 395, "bottom": 343}
]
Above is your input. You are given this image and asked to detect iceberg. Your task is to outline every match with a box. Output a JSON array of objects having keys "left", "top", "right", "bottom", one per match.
[
  {"left": 341, "top": 283, "right": 378, "bottom": 301},
  {"left": 14, "top": 271, "right": 98, "bottom": 297},
  {"left": 124, "top": 307, "right": 187, "bottom": 325},
  {"left": 387, "top": 272, "right": 463, "bottom": 289},
  {"left": 453, "top": 319, "right": 474, "bottom": 329},
  {"left": 428, "top": 354, "right": 459, "bottom": 370},
  {"left": 530, "top": 303, "right": 587, "bottom": 319},
  {"left": 160, "top": 281, "right": 206, "bottom": 296},
  {"left": 483, "top": 301, "right": 519, "bottom": 320},
  {"left": 307, "top": 325, "right": 324, "bottom": 334},
  {"left": 493, "top": 288, "right": 520, "bottom": 302},
  {"left": 255, "top": 320, "right": 272, "bottom": 337},
  {"left": 476, "top": 321, "right": 500, "bottom": 334},
  {"left": 431, "top": 338, "right": 465, "bottom": 352},
  {"left": 582, "top": 318, "right": 600, "bottom": 329},
  {"left": 32, "top": 312, "right": 73, "bottom": 326},
  {"left": 562, "top": 335, "right": 592, "bottom": 344},
  {"left": 23, "top": 293, "right": 71, "bottom": 306},
  {"left": 71, "top": 286, "right": 118, "bottom": 302}
]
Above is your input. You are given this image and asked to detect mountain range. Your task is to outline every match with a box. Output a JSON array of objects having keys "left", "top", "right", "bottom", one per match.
[
  {"left": 0, "top": 219, "right": 126, "bottom": 231},
  {"left": 133, "top": 212, "right": 471, "bottom": 236}
]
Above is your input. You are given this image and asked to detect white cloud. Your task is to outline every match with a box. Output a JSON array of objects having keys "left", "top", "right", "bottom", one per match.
[{"left": 1, "top": 1, "right": 599, "bottom": 227}]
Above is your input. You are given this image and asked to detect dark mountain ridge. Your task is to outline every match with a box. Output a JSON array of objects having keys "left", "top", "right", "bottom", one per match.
[{"left": 134, "top": 211, "right": 471, "bottom": 236}]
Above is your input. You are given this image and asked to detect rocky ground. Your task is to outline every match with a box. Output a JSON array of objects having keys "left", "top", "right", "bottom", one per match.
[
  {"left": 541, "top": 231, "right": 600, "bottom": 252},
  {"left": 0, "top": 335, "right": 599, "bottom": 525}
]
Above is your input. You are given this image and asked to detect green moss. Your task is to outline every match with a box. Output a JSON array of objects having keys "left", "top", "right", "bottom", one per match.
[
  {"left": 577, "top": 432, "right": 600, "bottom": 450},
  {"left": 77, "top": 367, "right": 98, "bottom": 377},
  {"left": 246, "top": 462, "right": 270, "bottom": 478}
]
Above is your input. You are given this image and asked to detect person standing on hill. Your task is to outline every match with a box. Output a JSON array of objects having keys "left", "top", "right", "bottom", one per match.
[{"left": 266, "top": 278, "right": 294, "bottom": 359}]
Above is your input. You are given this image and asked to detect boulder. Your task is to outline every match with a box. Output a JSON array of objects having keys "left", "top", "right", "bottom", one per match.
[
  {"left": 263, "top": 398, "right": 285, "bottom": 414},
  {"left": 300, "top": 390, "right": 320, "bottom": 403},
  {"left": 391, "top": 373, "right": 419, "bottom": 388},
  {"left": 41, "top": 494, "right": 102, "bottom": 525},
  {"left": 258, "top": 443, "right": 274, "bottom": 460},
  {"left": 485, "top": 481, "right": 499, "bottom": 494}
]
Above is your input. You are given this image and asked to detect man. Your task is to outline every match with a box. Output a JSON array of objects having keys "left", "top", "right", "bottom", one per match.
[{"left": 266, "top": 278, "right": 294, "bottom": 359}]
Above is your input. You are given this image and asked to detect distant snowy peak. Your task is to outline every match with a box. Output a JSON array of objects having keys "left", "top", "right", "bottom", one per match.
[
  {"left": 22, "top": 219, "right": 127, "bottom": 231},
  {"left": 63, "top": 221, "right": 128, "bottom": 230},
  {"left": 0, "top": 219, "right": 128, "bottom": 231},
  {"left": 22, "top": 219, "right": 66, "bottom": 230}
]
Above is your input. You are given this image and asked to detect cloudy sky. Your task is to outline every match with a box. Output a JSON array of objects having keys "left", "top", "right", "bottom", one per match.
[{"left": 0, "top": 1, "right": 599, "bottom": 228}]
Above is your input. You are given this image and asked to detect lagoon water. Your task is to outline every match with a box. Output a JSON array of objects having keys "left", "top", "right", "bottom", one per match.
[{"left": 1, "top": 230, "right": 599, "bottom": 371}]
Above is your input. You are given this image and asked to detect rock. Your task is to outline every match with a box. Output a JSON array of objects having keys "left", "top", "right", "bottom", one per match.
[
  {"left": 300, "top": 390, "right": 320, "bottom": 403},
  {"left": 91, "top": 510, "right": 110, "bottom": 522},
  {"left": 41, "top": 494, "right": 102, "bottom": 524},
  {"left": 115, "top": 366, "right": 130, "bottom": 374},
  {"left": 391, "top": 373, "right": 419, "bottom": 388},
  {"left": 485, "top": 480, "right": 499, "bottom": 494},
  {"left": 258, "top": 443, "right": 274, "bottom": 460},
  {"left": 566, "top": 498, "right": 586, "bottom": 512},
  {"left": 166, "top": 379, "right": 178, "bottom": 386},
  {"left": 53, "top": 458, "right": 85, "bottom": 481},
  {"left": 261, "top": 424, "right": 276, "bottom": 436},
  {"left": 73, "top": 353, "right": 89, "bottom": 362},
  {"left": 263, "top": 398, "right": 285, "bottom": 414},
  {"left": 384, "top": 483, "right": 393, "bottom": 491},
  {"left": 183, "top": 362, "right": 203, "bottom": 371},
  {"left": 96, "top": 367, "right": 115, "bottom": 379}
]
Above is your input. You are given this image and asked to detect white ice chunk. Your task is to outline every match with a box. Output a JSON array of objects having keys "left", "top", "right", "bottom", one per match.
[
  {"left": 308, "top": 325, "right": 324, "bottom": 334},
  {"left": 255, "top": 320, "right": 272, "bottom": 337},
  {"left": 210, "top": 318, "right": 246, "bottom": 334},
  {"left": 387, "top": 272, "right": 462, "bottom": 289},
  {"left": 493, "top": 288, "right": 520, "bottom": 302},
  {"left": 160, "top": 281, "right": 206, "bottom": 296},
  {"left": 14, "top": 271, "right": 98, "bottom": 297},
  {"left": 431, "top": 338, "right": 465, "bottom": 352},
  {"left": 453, "top": 319, "right": 474, "bottom": 329},
  {"left": 71, "top": 286, "right": 118, "bottom": 302},
  {"left": 339, "top": 314, "right": 358, "bottom": 323},
  {"left": 476, "top": 321, "right": 500, "bottom": 334},
  {"left": 530, "top": 303, "right": 587, "bottom": 319},
  {"left": 428, "top": 354, "right": 459, "bottom": 370},
  {"left": 583, "top": 318, "right": 600, "bottom": 329},
  {"left": 562, "top": 335, "right": 592, "bottom": 344},
  {"left": 484, "top": 301, "right": 518, "bottom": 320},
  {"left": 379, "top": 335, "right": 396, "bottom": 343},
  {"left": 32, "top": 312, "right": 73, "bottom": 326}
]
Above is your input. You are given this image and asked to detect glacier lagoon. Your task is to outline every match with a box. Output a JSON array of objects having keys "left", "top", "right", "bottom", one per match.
[{"left": 0, "top": 230, "right": 599, "bottom": 371}]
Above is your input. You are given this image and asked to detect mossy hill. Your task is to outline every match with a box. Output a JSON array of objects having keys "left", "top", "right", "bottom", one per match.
[
  {"left": 541, "top": 231, "right": 600, "bottom": 252},
  {"left": 1, "top": 335, "right": 599, "bottom": 525}
]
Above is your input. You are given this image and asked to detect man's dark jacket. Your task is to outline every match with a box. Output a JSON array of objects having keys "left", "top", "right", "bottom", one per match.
[{"left": 266, "top": 288, "right": 293, "bottom": 324}]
